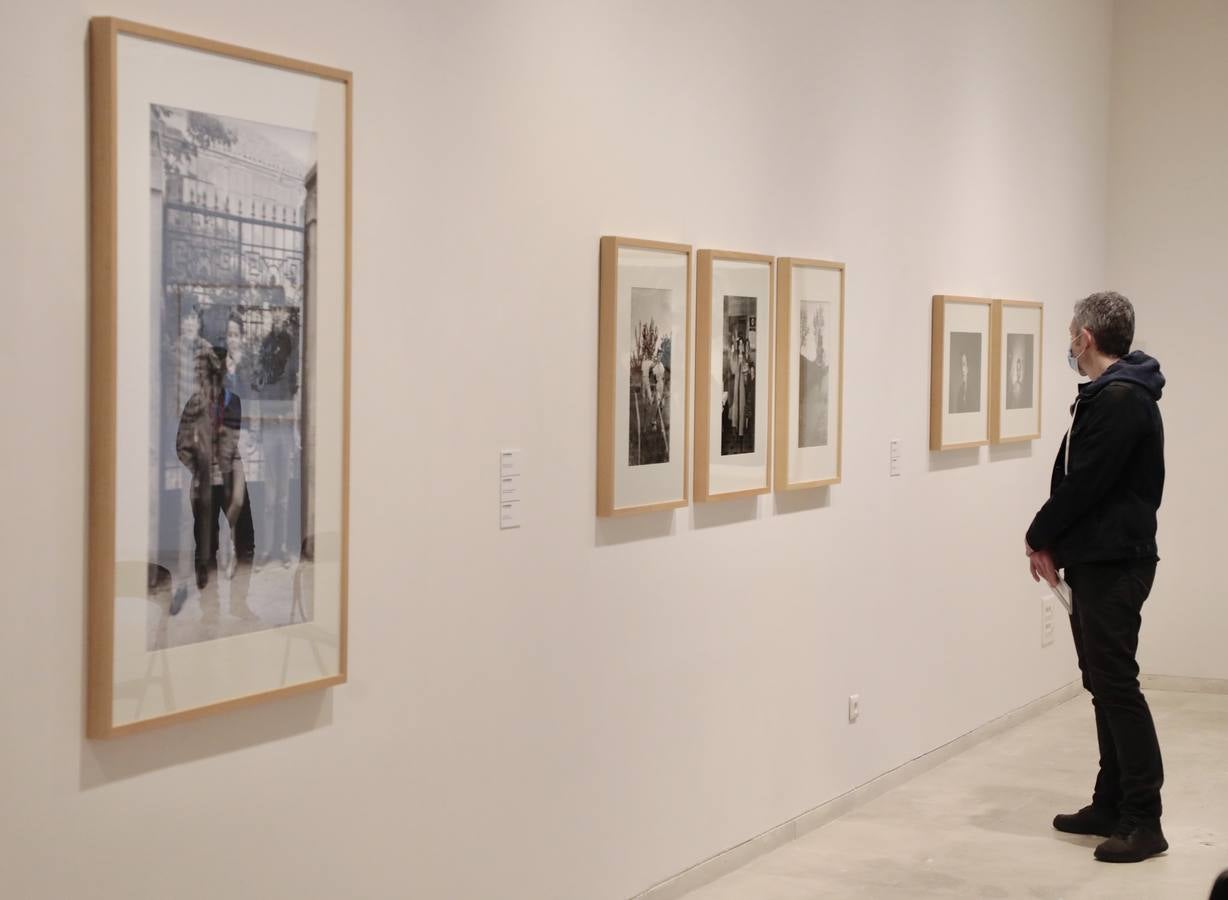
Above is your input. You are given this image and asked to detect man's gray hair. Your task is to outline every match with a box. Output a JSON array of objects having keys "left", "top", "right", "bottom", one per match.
[{"left": 1073, "top": 291, "right": 1134, "bottom": 358}]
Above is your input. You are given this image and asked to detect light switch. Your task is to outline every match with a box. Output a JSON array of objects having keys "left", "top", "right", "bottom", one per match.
[
  {"left": 500, "top": 449, "right": 523, "bottom": 530},
  {"left": 889, "top": 439, "right": 902, "bottom": 478}
]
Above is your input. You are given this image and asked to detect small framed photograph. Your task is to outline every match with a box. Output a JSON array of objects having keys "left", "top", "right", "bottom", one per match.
[
  {"left": 774, "top": 258, "right": 845, "bottom": 491},
  {"left": 991, "top": 299, "right": 1044, "bottom": 443},
  {"left": 597, "top": 236, "right": 692, "bottom": 516},
  {"left": 88, "top": 18, "right": 351, "bottom": 737},
  {"left": 695, "top": 251, "right": 774, "bottom": 501},
  {"left": 930, "top": 295, "right": 992, "bottom": 451}
]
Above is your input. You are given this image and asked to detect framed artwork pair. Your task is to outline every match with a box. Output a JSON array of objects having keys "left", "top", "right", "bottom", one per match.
[
  {"left": 930, "top": 295, "right": 1044, "bottom": 451},
  {"left": 596, "top": 237, "right": 845, "bottom": 516}
]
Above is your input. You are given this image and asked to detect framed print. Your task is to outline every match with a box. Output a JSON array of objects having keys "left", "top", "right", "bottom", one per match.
[
  {"left": 695, "top": 251, "right": 774, "bottom": 501},
  {"left": 991, "top": 299, "right": 1044, "bottom": 444},
  {"left": 930, "top": 295, "right": 992, "bottom": 451},
  {"left": 88, "top": 18, "right": 351, "bottom": 737},
  {"left": 597, "top": 236, "right": 692, "bottom": 516},
  {"left": 774, "top": 258, "right": 845, "bottom": 491}
]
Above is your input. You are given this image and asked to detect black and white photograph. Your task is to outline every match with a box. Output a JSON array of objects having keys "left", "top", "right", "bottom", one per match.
[
  {"left": 798, "top": 300, "right": 831, "bottom": 448},
  {"left": 721, "top": 296, "right": 757, "bottom": 455},
  {"left": 948, "top": 331, "right": 983, "bottom": 414},
  {"left": 628, "top": 286, "right": 673, "bottom": 467},
  {"left": 149, "top": 104, "right": 317, "bottom": 651},
  {"left": 1006, "top": 332, "right": 1035, "bottom": 410}
]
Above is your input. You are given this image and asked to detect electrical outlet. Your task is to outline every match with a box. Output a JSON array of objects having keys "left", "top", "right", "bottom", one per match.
[
  {"left": 848, "top": 693, "right": 861, "bottom": 723},
  {"left": 1041, "top": 595, "right": 1056, "bottom": 648},
  {"left": 889, "top": 439, "right": 902, "bottom": 477}
]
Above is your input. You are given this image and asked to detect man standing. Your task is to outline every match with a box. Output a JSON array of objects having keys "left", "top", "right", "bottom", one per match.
[
  {"left": 223, "top": 313, "right": 257, "bottom": 573},
  {"left": 955, "top": 352, "right": 972, "bottom": 413},
  {"left": 1025, "top": 291, "right": 1167, "bottom": 864}
]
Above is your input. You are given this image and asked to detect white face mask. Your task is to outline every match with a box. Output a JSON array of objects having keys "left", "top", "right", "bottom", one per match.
[{"left": 1067, "top": 333, "right": 1087, "bottom": 375}]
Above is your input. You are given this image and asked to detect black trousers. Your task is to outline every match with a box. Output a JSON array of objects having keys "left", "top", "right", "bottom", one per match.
[
  {"left": 1066, "top": 559, "right": 1164, "bottom": 823},
  {"left": 191, "top": 482, "right": 255, "bottom": 571}
]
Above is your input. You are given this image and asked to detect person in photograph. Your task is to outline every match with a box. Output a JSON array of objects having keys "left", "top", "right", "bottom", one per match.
[
  {"left": 258, "top": 311, "right": 297, "bottom": 568},
  {"left": 1008, "top": 337, "right": 1032, "bottom": 409},
  {"left": 1025, "top": 291, "right": 1167, "bottom": 864},
  {"left": 728, "top": 337, "right": 753, "bottom": 452},
  {"left": 176, "top": 348, "right": 241, "bottom": 590},
  {"left": 176, "top": 302, "right": 212, "bottom": 408},
  {"left": 799, "top": 306, "right": 830, "bottom": 448},
  {"left": 721, "top": 334, "right": 735, "bottom": 451},
  {"left": 1010, "top": 347, "right": 1025, "bottom": 404},
  {"left": 640, "top": 352, "right": 658, "bottom": 431},
  {"left": 647, "top": 348, "right": 667, "bottom": 435},
  {"left": 955, "top": 352, "right": 972, "bottom": 412},
  {"left": 223, "top": 313, "right": 257, "bottom": 578}
]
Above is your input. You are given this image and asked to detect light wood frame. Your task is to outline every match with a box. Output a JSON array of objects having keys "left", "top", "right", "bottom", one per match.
[
  {"left": 694, "top": 250, "right": 775, "bottom": 502},
  {"left": 774, "top": 258, "right": 845, "bottom": 491},
  {"left": 930, "top": 295, "right": 993, "bottom": 451},
  {"left": 990, "top": 299, "right": 1044, "bottom": 444},
  {"left": 87, "top": 18, "right": 352, "bottom": 738},
  {"left": 597, "top": 236, "right": 692, "bottom": 516}
]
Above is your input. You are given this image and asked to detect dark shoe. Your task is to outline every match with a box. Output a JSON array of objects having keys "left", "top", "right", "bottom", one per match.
[
  {"left": 1053, "top": 805, "right": 1118, "bottom": 838},
  {"left": 1094, "top": 821, "right": 1168, "bottom": 863},
  {"left": 195, "top": 565, "right": 209, "bottom": 589}
]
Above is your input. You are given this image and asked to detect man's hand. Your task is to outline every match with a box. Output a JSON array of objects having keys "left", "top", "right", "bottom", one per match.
[{"left": 1029, "top": 548, "right": 1059, "bottom": 588}]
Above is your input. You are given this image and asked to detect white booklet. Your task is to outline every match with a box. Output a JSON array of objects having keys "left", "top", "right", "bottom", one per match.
[{"left": 1051, "top": 578, "right": 1073, "bottom": 615}]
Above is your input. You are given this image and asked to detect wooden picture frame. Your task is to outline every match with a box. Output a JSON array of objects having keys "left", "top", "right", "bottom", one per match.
[
  {"left": 695, "top": 250, "right": 774, "bottom": 502},
  {"left": 88, "top": 18, "right": 351, "bottom": 737},
  {"left": 930, "top": 295, "right": 993, "bottom": 451},
  {"left": 991, "top": 299, "right": 1044, "bottom": 444},
  {"left": 774, "top": 258, "right": 845, "bottom": 491},
  {"left": 597, "top": 236, "right": 692, "bottom": 516}
]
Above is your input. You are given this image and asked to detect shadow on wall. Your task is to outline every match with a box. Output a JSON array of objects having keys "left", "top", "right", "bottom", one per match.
[
  {"left": 79, "top": 690, "right": 332, "bottom": 789},
  {"left": 773, "top": 486, "right": 831, "bottom": 517},
  {"left": 929, "top": 446, "right": 981, "bottom": 472},
  {"left": 594, "top": 487, "right": 835, "bottom": 545},
  {"left": 594, "top": 509, "right": 677, "bottom": 547},
  {"left": 690, "top": 495, "right": 759, "bottom": 530},
  {"left": 989, "top": 442, "right": 1035, "bottom": 464}
]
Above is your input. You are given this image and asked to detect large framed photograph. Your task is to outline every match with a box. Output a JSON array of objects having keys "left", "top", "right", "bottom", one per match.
[
  {"left": 597, "top": 237, "right": 691, "bottom": 516},
  {"left": 991, "top": 299, "right": 1044, "bottom": 444},
  {"left": 930, "top": 295, "right": 992, "bottom": 451},
  {"left": 88, "top": 19, "right": 351, "bottom": 737},
  {"left": 774, "top": 258, "right": 844, "bottom": 491},
  {"left": 695, "top": 251, "right": 774, "bottom": 501}
]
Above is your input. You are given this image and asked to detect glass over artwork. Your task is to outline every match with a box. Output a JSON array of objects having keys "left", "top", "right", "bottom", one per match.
[{"left": 149, "top": 104, "right": 318, "bottom": 651}]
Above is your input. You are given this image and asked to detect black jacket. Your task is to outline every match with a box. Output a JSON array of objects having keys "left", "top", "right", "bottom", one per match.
[{"left": 1026, "top": 352, "right": 1165, "bottom": 567}]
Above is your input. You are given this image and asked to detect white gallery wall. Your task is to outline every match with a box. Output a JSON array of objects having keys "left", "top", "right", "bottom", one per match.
[
  {"left": 0, "top": 1, "right": 1142, "bottom": 898},
  {"left": 1108, "top": 0, "right": 1228, "bottom": 682}
]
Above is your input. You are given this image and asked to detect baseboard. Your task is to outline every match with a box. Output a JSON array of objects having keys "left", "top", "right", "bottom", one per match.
[
  {"left": 631, "top": 679, "right": 1083, "bottom": 900},
  {"left": 1141, "top": 673, "right": 1228, "bottom": 694}
]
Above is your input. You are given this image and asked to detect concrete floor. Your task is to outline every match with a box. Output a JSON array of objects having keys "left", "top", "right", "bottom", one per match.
[{"left": 682, "top": 690, "right": 1228, "bottom": 900}]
